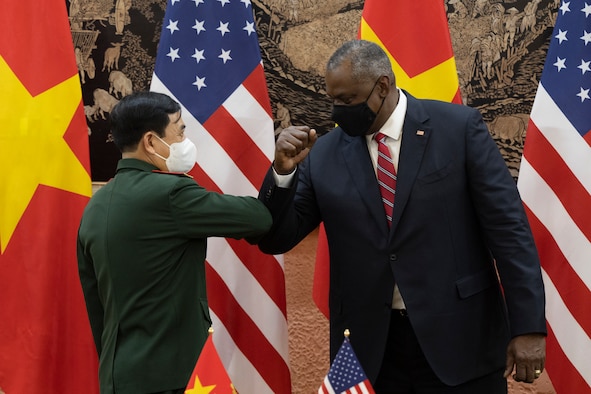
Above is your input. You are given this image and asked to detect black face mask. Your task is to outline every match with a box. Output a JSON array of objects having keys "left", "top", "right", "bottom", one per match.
[{"left": 331, "top": 78, "right": 385, "bottom": 137}]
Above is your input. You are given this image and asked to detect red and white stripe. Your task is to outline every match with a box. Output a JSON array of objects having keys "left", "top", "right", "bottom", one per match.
[
  {"left": 152, "top": 64, "right": 291, "bottom": 393},
  {"left": 518, "top": 84, "right": 591, "bottom": 392},
  {"left": 319, "top": 377, "right": 375, "bottom": 394}
]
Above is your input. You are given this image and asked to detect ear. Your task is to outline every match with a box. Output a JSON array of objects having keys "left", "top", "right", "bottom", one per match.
[
  {"left": 142, "top": 132, "right": 157, "bottom": 155},
  {"left": 377, "top": 75, "right": 392, "bottom": 98}
]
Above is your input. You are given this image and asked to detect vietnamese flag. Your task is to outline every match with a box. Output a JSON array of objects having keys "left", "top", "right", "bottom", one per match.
[
  {"left": 313, "top": 0, "right": 462, "bottom": 318},
  {"left": 359, "top": 0, "right": 462, "bottom": 104},
  {"left": 0, "top": 1, "right": 99, "bottom": 393},
  {"left": 185, "top": 329, "right": 237, "bottom": 394}
]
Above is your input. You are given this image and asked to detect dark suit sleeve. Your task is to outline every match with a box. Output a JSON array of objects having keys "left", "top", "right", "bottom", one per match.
[
  {"left": 464, "top": 109, "right": 546, "bottom": 337},
  {"left": 257, "top": 165, "right": 321, "bottom": 254}
]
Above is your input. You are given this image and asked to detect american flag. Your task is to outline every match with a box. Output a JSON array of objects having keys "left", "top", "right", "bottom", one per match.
[
  {"left": 150, "top": 1, "right": 291, "bottom": 393},
  {"left": 517, "top": 1, "right": 591, "bottom": 392},
  {"left": 319, "top": 336, "right": 375, "bottom": 394}
]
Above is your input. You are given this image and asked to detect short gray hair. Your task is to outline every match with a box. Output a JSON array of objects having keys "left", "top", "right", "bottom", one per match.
[{"left": 326, "top": 40, "right": 394, "bottom": 83}]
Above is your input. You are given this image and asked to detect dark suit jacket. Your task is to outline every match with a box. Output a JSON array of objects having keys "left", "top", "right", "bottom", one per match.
[
  {"left": 258, "top": 93, "right": 546, "bottom": 386},
  {"left": 78, "top": 158, "right": 271, "bottom": 394}
]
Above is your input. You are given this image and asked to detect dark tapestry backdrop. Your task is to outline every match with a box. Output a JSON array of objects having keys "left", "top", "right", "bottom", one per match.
[{"left": 67, "top": 0, "right": 557, "bottom": 182}]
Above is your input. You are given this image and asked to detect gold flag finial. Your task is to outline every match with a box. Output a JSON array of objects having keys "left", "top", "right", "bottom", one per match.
[
  {"left": 208, "top": 326, "right": 214, "bottom": 335},
  {"left": 344, "top": 329, "right": 350, "bottom": 338}
]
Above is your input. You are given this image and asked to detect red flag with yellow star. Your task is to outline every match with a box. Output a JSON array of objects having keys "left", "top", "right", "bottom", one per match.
[
  {"left": 0, "top": 1, "right": 98, "bottom": 393},
  {"left": 313, "top": 0, "right": 462, "bottom": 318},
  {"left": 359, "top": 0, "right": 462, "bottom": 103},
  {"left": 185, "top": 330, "right": 237, "bottom": 394}
]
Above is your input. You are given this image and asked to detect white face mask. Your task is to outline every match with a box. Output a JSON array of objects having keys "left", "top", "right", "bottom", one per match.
[{"left": 154, "top": 135, "right": 197, "bottom": 173}]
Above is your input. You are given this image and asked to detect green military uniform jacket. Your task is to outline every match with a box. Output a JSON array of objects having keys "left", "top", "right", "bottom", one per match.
[{"left": 77, "top": 159, "right": 271, "bottom": 394}]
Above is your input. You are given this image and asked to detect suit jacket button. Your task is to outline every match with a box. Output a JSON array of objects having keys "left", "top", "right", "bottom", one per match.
[{"left": 389, "top": 254, "right": 397, "bottom": 261}]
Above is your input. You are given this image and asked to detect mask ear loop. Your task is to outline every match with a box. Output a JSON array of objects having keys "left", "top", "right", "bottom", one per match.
[
  {"left": 371, "top": 76, "right": 388, "bottom": 118},
  {"left": 366, "top": 75, "right": 388, "bottom": 113},
  {"left": 151, "top": 134, "right": 171, "bottom": 162},
  {"left": 367, "top": 76, "right": 390, "bottom": 136},
  {"left": 364, "top": 77, "right": 382, "bottom": 102},
  {"left": 374, "top": 94, "right": 387, "bottom": 117}
]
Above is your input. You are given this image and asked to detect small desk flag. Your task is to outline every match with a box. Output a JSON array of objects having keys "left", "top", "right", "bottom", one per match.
[
  {"left": 318, "top": 330, "right": 375, "bottom": 394},
  {"left": 185, "top": 329, "right": 237, "bottom": 394}
]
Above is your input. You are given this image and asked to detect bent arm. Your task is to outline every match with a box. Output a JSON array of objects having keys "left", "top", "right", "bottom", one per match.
[{"left": 171, "top": 179, "right": 272, "bottom": 242}]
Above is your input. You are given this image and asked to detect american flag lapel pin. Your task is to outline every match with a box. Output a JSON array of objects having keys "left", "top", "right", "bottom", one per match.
[{"left": 416, "top": 130, "right": 425, "bottom": 136}]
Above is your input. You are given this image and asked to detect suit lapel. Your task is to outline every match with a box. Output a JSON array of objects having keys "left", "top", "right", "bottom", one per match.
[
  {"left": 341, "top": 131, "right": 389, "bottom": 232},
  {"left": 390, "top": 97, "right": 431, "bottom": 238}
]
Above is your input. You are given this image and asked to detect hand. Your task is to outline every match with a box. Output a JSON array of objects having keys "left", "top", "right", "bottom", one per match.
[
  {"left": 273, "top": 126, "right": 317, "bottom": 174},
  {"left": 504, "top": 334, "right": 546, "bottom": 383}
]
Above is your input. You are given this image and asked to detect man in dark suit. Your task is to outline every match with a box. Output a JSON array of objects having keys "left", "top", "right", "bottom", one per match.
[
  {"left": 77, "top": 91, "right": 271, "bottom": 394},
  {"left": 258, "top": 40, "right": 546, "bottom": 393}
]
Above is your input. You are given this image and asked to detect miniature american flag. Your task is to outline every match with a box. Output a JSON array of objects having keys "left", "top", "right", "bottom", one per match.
[{"left": 319, "top": 333, "right": 375, "bottom": 394}]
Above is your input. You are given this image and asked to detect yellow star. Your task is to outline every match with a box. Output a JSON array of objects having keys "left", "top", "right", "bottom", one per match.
[
  {"left": 184, "top": 375, "right": 216, "bottom": 394},
  {"left": 0, "top": 55, "right": 91, "bottom": 253}
]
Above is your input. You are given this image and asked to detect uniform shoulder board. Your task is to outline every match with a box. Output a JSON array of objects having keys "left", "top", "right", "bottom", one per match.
[{"left": 152, "top": 169, "right": 193, "bottom": 178}]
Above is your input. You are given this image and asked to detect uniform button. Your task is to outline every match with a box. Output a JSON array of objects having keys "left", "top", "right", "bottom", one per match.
[{"left": 389, "top": 254, "right": 397, "bottom": 261}]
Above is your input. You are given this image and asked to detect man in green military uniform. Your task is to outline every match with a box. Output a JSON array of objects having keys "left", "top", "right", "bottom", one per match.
[{"left": 77, "top": 91, "right": 272, "bottom": 394}]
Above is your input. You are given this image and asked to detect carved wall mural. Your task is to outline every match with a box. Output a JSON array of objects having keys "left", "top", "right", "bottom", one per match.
[
  {"left": 68, "top": 0, "right": 165, "bottom": 180},
  {"left": 68, "top": 0, "right": 555, "bottom": 181}
]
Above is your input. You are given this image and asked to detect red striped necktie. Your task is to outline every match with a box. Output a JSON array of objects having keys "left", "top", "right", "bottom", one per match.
[{"left": 375, "top": 132, "right": 397, "bottom": 226}]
